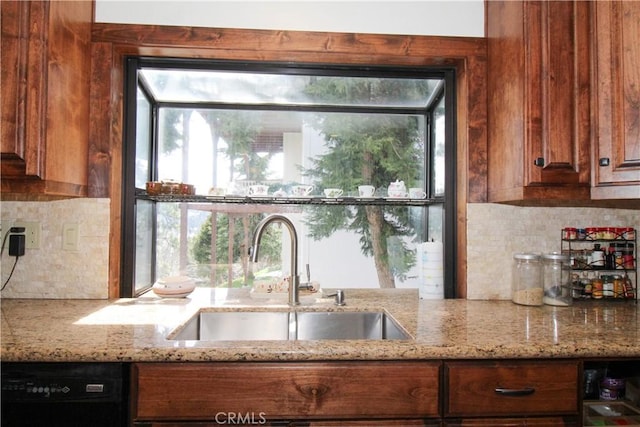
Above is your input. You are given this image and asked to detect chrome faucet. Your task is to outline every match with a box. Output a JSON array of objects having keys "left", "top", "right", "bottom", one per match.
[{"left": 250, "top": 214, "right": 300, "bottom": 306}]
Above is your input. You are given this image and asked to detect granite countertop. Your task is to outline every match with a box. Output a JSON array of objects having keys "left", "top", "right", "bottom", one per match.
[{"left": 1, "top": 288, "right": 639, "bottom": 362}]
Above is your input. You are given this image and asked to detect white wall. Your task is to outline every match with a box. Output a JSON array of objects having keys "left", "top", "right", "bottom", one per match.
[{"left": 94, "top": 1, "right": 484, "bottom": 37}]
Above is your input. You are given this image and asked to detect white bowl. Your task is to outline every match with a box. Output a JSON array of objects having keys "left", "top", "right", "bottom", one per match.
[{"left": 153, "top": 276, "right": 196, "bottom": 298}]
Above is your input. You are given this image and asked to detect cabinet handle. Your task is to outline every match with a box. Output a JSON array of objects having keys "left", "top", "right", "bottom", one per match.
[
  {"left": 533, "top": 157, "right": 545, "bottom": 167},
  {"left": 599, "top": 157, "right": 610, "bottom": 166},
  {"left": 494, "top": 387, "right": 536, "bottom": 397}
]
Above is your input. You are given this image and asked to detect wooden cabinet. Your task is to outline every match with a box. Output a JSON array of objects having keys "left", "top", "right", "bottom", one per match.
[
  {"left": 444, "top": 360, "right": 580, "bottom": 425},
  {"left": 443, "top": 418, "right": 578, "bottom": 426},
  {"left": 135, "top": 420, "right": 438, "bottom": 427},
  {"left": 1, "top": 1, "right": 92, "bottom": 198},
  {"left": 132, "top": 360, "right": 584, "bottom": 426},
  {"left": 486, "top": 1, "right": 591, "bottom": 204},
  {"left": 132, "top": 362, "right": 441, "bottom": 425},
  {"left": 590, "top": 1, "right": 640, "bottom": 200}
]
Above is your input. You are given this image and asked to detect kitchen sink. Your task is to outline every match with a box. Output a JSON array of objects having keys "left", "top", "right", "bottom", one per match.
[{"left": 168, "top": 310, "right": 411, "bottom": 341}]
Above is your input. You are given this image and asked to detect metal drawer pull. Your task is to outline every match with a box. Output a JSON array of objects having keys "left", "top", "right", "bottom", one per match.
[{"left": 494, "top": 387, "right": 536, "bottom": 396}]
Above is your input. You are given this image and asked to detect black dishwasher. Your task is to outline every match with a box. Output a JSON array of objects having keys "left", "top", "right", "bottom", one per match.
[{"left": 1, "top": 362, "right": 128, "bottom": 427}]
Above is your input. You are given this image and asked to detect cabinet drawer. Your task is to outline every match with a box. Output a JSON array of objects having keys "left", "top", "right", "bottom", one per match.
[
  {"left": 134, "top": 362, "right": 440, "bottom": 421},
  {"left": 443, "top": 417, "right": 579, "bottom": 426},
  {"left": 445, "top": 360, "right": 579, "bottom": 417}
]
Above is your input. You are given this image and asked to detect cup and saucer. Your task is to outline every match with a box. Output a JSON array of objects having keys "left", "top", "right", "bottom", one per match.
[
  {"left": 357, "top": 185, "right": 375, "bottom": 199},
  {"left": 323, "top": 188, "right": 344, "bottom": 198}
]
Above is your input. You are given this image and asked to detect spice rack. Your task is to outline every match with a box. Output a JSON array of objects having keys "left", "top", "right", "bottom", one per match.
[{"left": 561, "top": 227, "right": 637, "bottom": 301}]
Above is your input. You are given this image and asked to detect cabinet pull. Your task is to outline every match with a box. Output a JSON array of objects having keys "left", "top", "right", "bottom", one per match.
[
  {"left": 533, "top": 157, "right": 545, "bottom": 167},
  {"left": 494, "top": 387, "right": 536, "bottom": 397},
  {"left": 599, "top": 157, "right": 610, "bottom": 166}
]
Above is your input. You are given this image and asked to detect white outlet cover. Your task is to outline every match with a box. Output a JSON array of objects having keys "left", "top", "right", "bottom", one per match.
[{"left": 13, "top": 221, "right": 41, "bottom": 249}]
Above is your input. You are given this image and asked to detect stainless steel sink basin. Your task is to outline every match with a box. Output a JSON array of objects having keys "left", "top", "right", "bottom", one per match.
[{"left": 169, "top": 310, "right": 410, "bottom": 341}]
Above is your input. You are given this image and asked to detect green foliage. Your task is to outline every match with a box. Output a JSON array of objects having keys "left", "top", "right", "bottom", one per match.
[
  {"left": 216, "top": 110, "right": 272, "bottom": 181},
  {"left": 301, "top": 77, "right": 427, "bottom": 285},
  {"left": 191, "top": 213, "right": 282, "bottom": 265}
]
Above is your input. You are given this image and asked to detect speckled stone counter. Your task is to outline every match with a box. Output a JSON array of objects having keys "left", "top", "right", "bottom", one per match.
[{"left": 1, "top": 288, "right": 639, "bottom": 362}]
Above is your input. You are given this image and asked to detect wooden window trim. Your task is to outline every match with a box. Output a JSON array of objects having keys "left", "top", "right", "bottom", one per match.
[{"left": 90, "top": 24, "right": 487, "bottom": 298}]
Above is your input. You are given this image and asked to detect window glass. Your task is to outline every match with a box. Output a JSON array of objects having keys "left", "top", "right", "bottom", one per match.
[
  {"left": 134, "top": 200, "right": 154, "bottom": 294},
  {"left": 432, "top": 95, "right": 446, "bottom": 196},
  {"left": 125, "top": 62, "right": 451, "bottom": 295},
  {"left": 140, "top": 68, "right": 440, "bottom": 108},
  {"left": 155, "top": 109, "right": 426, "bottom": 196},
  {"left": 135, "top": 88, "right": 151, "bottom": 188}
]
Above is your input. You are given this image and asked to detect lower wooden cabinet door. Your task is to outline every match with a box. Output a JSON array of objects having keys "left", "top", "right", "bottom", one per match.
[
  {"left": 133, "top": 361, "right": 441, "bottom": 422},
  {"left": 443, "top": 417, "right": 579, "bottom": 426},
  {"left": 302, "top": 420, "right": 440, "bottom": 426},
  {"left": 444, "top": 360, "right": 579, "bottom": 418},
  {"left": 134, "top": 421, "right": 440, "bottom": 427}
]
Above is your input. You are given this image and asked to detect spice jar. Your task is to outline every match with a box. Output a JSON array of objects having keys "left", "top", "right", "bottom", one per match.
[
  {"left": 602, "top": 275, "right": 614, "bottom": 298},
  {"left": 512, "top": 253, "right": 543, "bottom": 306},
  {"left": 623, "top": 243, "right": 635, "bottom": 269},
  {"left": 542, "top": 252, "right": 572, "bottom": 306},
  {"left": 592, "top": 278, "right": 603, "bottom": 299}
]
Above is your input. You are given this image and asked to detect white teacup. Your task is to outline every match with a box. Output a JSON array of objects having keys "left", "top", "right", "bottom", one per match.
[
  {"left": 409, "top": 188, "right": 426, "bottom": 199},
  {"left": 248, "top": 184, "right": 269, "bottom": 196},
  {"left": 292, "top": 185, "right": 314, "bottom": 197},
  {"left": 358, "top": 185, "right": 375, "bottom": 197},
  {"left": 323, "top": 188, "right": 343, "bottom": 198},
  {"left": 208, "top": 187, "right": 226, "bottom": 197}
]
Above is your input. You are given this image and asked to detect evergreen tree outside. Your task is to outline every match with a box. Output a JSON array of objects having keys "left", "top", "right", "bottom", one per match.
[
  {"left": 149, "top": 70, "right": 438, "bottom": 289},
  {"left": 301, "top": 77, "right": 430, "bottom": 288}
]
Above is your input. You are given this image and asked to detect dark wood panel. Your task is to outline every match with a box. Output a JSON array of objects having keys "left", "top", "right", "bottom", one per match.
[
  {"left": 591, "top": 1, "right": 640, "bottom": 195},
  {"left": 1, "top": 1, "right": 24, "bottom": 161},
  {"left": 445, "top": 360, "right": 579, "bottom": 418},
  {"left": 443, "top": 417, "right": 579, "bottom": 426},
  {"left": 88, "top": 42, "right": 113, "bottom": 198},
  {"left": 486, "top": 1, "right": 591, "bottom": 203},
  {"left": 1, "top": 0, "right": 92, "bottom": 198},
  {"left": 134, "top": 362, "right": 441, "bottom": 421}
]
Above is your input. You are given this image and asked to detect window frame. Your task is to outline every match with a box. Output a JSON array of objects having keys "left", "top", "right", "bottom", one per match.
[{"left": 122, "top": 57, "right": 457, "bottom": 298}]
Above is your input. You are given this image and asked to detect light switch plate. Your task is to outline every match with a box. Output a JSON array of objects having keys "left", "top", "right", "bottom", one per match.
[{"left": 62, "top": 223, "right": 79, "bottom": 251}]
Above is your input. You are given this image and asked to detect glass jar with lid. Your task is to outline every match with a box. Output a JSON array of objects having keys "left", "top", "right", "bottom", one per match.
[
  {"left": 512, "top": 253, "right": 543, "bottom": 306},
  {"left": 542, "top": 252, "right": 572, "bottom": 306}
]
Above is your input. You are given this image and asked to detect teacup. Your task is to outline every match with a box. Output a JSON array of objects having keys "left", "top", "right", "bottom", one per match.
[
  {"left": 208, "top": 187, "right": 226, "bottom": 197},
  {"left": 358, "top": 185, "right": 375, "bottom": 198},
  {"left": 409, "top": 188, "right": 426, "bottom": 199},
  {"left": 291, "top": 185, "right": 314, "bottom": 197},
  {"left": 323, "top": 188, "right": 343, "bottom": 198},
  {"left": 248, "top": 184, "right": 269, "bottom": 196}
]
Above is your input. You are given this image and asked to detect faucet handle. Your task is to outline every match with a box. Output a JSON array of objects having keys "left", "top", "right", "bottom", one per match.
[{"left": 326, "top": 289, "right": 346, "bottom": 306}]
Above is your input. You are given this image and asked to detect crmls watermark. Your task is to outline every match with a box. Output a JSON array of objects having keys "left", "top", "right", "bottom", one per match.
[{"left": 215, "top": 412, "right": 267, "bottom": 425}]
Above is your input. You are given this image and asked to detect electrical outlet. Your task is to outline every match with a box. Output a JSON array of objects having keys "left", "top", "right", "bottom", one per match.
[{"left": 13, "top": 221, "right": 41, "bottom": 249}]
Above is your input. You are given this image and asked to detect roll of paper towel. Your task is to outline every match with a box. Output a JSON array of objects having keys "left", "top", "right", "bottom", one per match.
[{"left": 418, "top": 241, "right": 444, "bottom": 299}]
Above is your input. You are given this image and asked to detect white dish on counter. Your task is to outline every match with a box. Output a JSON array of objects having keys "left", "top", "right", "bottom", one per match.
[{"left": 152, "top": 276, "right": 196, "bottom": 298}]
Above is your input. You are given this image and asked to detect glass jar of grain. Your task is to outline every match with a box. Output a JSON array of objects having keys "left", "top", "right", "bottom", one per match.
[{"left": 512, "top": 253, "right": 543, "bottom": 306}]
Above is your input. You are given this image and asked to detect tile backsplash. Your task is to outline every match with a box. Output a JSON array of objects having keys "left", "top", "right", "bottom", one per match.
[
  {"left": 0, "top": 198, "right": 637, "bottom": 300},
  {"left": 1, "top": 199, "right": 110, "bottom": 299},
  {"left": 467, "top": 203, "right": 639, "bottom": 300}
]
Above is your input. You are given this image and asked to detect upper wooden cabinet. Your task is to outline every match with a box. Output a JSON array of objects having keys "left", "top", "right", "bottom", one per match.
[
  {"left": 590, "top": 1, "right": 640, "bottom": 200},
  {"left": 486, "top": 1, "right": 591, "bottom": 203},
  {"left": 1, "top": 1, "right": 92, "bottom": 198}
]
